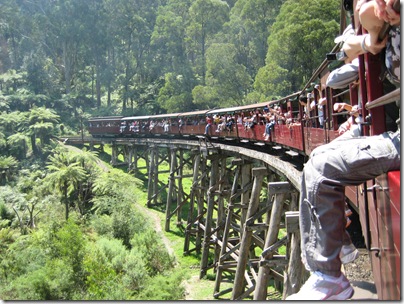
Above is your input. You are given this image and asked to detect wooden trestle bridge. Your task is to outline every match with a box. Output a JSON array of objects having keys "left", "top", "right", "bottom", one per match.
[{"left": 63, "top": 135, "right": 306, "bottom": 300}]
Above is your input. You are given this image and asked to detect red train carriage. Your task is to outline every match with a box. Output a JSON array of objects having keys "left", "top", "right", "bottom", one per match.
[
  {"left": 120, "top": 115, "right": 151, "bottom": 137},
  {"left": 177, "top": 110, "right": 209, "bottom": 137},
  {"left": 357, "top": 91, "right": 401, "bottom": 301},
  {"left": 148, "top": 113, "right": 181, "bottom": 137},
  {"left": 205, "top": 107, "right": 239, "bottom": 140},
  {"left": 308, "top": 2, "right": 401, "bottom": 299},
  {"left": 87, "top": 116, "right": 123, "bottom": 137}
]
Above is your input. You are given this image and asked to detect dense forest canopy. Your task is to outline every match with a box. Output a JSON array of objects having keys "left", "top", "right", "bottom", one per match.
[{"left": 1, "top": 0, "right": 340, "bottom": 120}]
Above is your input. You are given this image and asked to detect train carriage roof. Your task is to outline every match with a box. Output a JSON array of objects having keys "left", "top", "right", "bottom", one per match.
[
  {"left": 121, "top": 115, "right": 151, "bottom": 121},
  {"left": 207, "top": 107, "right": 240, "bottom": 115},
  {"left": 206, "top": 102, "right": 272, "bottom": 115},
  {"left": 88, "top": 116, "right": 123, "bottom": 122},
  {"left": 149, "top": 113, "right": 181, "bottom": 119},
  {"left": 206, "top": 100, "right": 292, "bottom": 115},
  {"left": 178, "top": 109, "right": 210, "bottom": 117}
]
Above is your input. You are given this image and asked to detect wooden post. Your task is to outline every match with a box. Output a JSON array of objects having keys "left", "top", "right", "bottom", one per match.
[
  {"left": 196, "top": 156, "right": 208, "bottom": 254},
  {"left": 214, "top": 157, "right": 228, "bottom": 266},
  {"left": 147, "top": 146, "right": 155, "bottom": 208},
  {"left": 177, "top": 150, "right": 184, "bottom": 225},
  {"left": 127, "top": 145, "right": 133, "bottom": 170},
  {"left": 123, "top": 145, "right": 129, "bottom": 164},
  {"left": 165, "top": 148, "right": 177, "bottom": 231},
  {"left": 200, "top": 154, "right": 221, "bottom": 279},
  {"left": 128, "top": 144, "right": 138, "bottom": 172},
  {"left": 110, "top": 142, "right": 117, "bottom": 165},
  {"left": 254, "top": 181, "right": 292, "bottom": 300},
  {"left": 153, "top": 148, "right": 159, "bottom": 205},
  {"left": 184, "top": 151, "right": 201, "bottom": 253},
  {"left": 231, "top": 167, "right": 267, "bottom": 300},
  {"left": 240, "top": 163, "right": 252, "bottom": 235},
  {"left": 283, "top": 191, "right": 305, "bottom": 299},
  {"left": 214, "top": 159, "right": 243, "bottom": 297}
]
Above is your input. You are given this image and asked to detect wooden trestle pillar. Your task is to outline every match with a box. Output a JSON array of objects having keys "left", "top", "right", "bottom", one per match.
[
  {"left": 231, "top": 167, "right": 268, "bottom": 300},
  {"left": 146, "top": 146, "right": 172, "bottom": 208},
  {"left": 283, "top": 192, "right": 304, "bottom": 298},
  {"left": 184, "top": 150, "right": 202, "bottom": 254},
  {"left": 254, "top": 182, "right": 296, "bottom": 300},
  {"left": 147, "top": 146, "right": 157, "bottom": 207},
  {"left": 165, "top": 148, "right": 178, "bottom": 231},
  {"left": 213, "top": 158, "right": 251, "bottom": 298},
  {"left": 165, "top": 148, "right": 194, "bottom": 232},
  {"left": 111, "top": 140, "right": 301, "bottom": 300},
  {"left": 110, "top": 142, "right": 118, "bottom": 166},
  {"left": 200, "top": 153, "right": 223, "bottom": 278}
]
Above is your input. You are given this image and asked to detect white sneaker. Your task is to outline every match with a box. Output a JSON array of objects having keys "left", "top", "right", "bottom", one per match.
[
  {"left": 340, "top": 243, "right": 359, "bottom": 264},
  {"left": 285, "top": 271, "right": 354, "bottom": 300}
]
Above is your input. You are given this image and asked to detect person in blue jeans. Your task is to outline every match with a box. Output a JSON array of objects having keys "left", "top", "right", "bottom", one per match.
[
  {"left": 286, "top": 0, "right": 400, "bottom": 300},
  {"left": 204, "top": 116, "right": 213, "bottom": 136},
  {"left": 263, "top": 114, "right": 276, "bottom": 140}
]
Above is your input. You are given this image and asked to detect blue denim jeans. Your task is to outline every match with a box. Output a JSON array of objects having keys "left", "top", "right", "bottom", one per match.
[
  {"left": 300, "top": 130, "right": 400, "bottom": 276},
  {"left": 205, "top": 123, "right": 211, "bottom": 135},
  {"left": 265, "top": 121, "right": 275, "bottom": 135}
]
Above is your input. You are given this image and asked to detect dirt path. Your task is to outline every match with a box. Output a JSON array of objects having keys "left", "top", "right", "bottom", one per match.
[{"left": 141, "top": 207, "right": 175, "bottom": 258}]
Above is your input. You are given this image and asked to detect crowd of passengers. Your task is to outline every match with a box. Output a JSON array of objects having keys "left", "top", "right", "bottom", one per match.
[{"left": 108, "top": 84, "right": 356, "bottom": 139}]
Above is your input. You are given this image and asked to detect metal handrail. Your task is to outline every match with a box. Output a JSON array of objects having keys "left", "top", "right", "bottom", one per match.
[{"left": 365, "top": 88, "right": 400, "bottom": 110}]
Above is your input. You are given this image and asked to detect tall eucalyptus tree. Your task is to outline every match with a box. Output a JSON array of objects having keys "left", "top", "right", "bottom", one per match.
[
  {"left": 186, "top": 0, "right": 230, "bottom": 85},
  {"left": 105, "top": 0, "right": 161, "bottom": 113},
  {"left": 255, "top": 0, "right": 340, "bottom": 97}
]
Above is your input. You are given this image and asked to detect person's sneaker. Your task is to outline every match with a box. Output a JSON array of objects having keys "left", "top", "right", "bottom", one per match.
[
  {"left": 285, "top": 271, "right": 354, "bottom": 300},
  {"left": 340, "top": 243, "right": 360, "bottom": 264}
]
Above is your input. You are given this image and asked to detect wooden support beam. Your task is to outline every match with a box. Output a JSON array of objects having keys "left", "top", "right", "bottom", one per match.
[
  {"left": 184, "top": 152, "right": 201, "bottom": 254},
  {"left": 214, "top": 160, "right": 243, "bottom": 295},
  {"left": 254, "top": 182, "right": 288, "bottom": 300},
  {"left": 200, "top": 155, "right": 220, "bottom": 278},
  {"left": 285, "top": 211, "right": 300, "bottom": 234},
  {"left": 165, "top": 148, "right": 177, "bottom": 231},
  {"left": 231, "top": 167, "right": 267, "bottom": 300},
  {"left": 146, "top": 147, "right": 156, "bottom": 207},
  {"left": 283, "top": 192, "right": 305, "bottom": 299}
]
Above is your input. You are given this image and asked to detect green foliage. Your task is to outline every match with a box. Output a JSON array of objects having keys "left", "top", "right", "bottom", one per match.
[
  {"left": 89, "top": 214, "right": 113, "bottom": 237},
  {"left": 204, "top": 43, "right": 253, "bottom": 106},
  {"left": 0, "top": 0, "right": 340, "bottom": 122},
  {"left": 134, "top": 271, "right": 186, "bottom": 300},
  {"left": 0, "top": 156, "right": 18, "bottom": 185},
  {"left": 0, "top": 142, "right": 179, "bottom": 300},
  {"left": 7, "top": 133, "right": 29, "bottom": 159},
  {"left": 131, "top": 230, "right": 175, "bottom": 274},
  {"left": 121, "top": 249, "right": 149, "bottom": 291},
  {"left": 83, "top": 241, "right": 127, "bottom": 300},
  {"left": 91, "top": 168, "right": 143, "bottom": 215},
  {"left": 157, "top": 73, "right": 195, "bottom": 113},
  {"left": 256, "top": 0, "right": 339, "bottom": 95},
  {"left": 6, "top": 259, "right": 76, "bottom": 300}
]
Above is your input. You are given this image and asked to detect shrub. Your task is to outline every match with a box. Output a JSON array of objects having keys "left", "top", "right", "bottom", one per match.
[{"left": 130, "top": 230, "right": 175, "bottom": 275}]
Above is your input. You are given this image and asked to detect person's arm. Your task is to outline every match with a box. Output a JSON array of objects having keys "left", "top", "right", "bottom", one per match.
[
  {"left": 374, "top": 0, "right": 401, "bottom": 25},
  {"left": 333, "top": 102, "right": 352, "bottom": 112},
  {"left": 338, "top": 116, "right": 356, "bottom": 135},
  {"left": 318, "top": 97, "right": 327, "bottom": 106},
  {"left": 333, "top": 102, "right": 359, "bottom": 115}
]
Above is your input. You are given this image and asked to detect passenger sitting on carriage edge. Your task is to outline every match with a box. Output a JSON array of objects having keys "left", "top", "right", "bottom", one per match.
[
  {"left": 286, "top": 0, "right": 400, "bottom": 300},
  {"left": 204, "top": 116, "right": 213, "bottom": 136}
]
